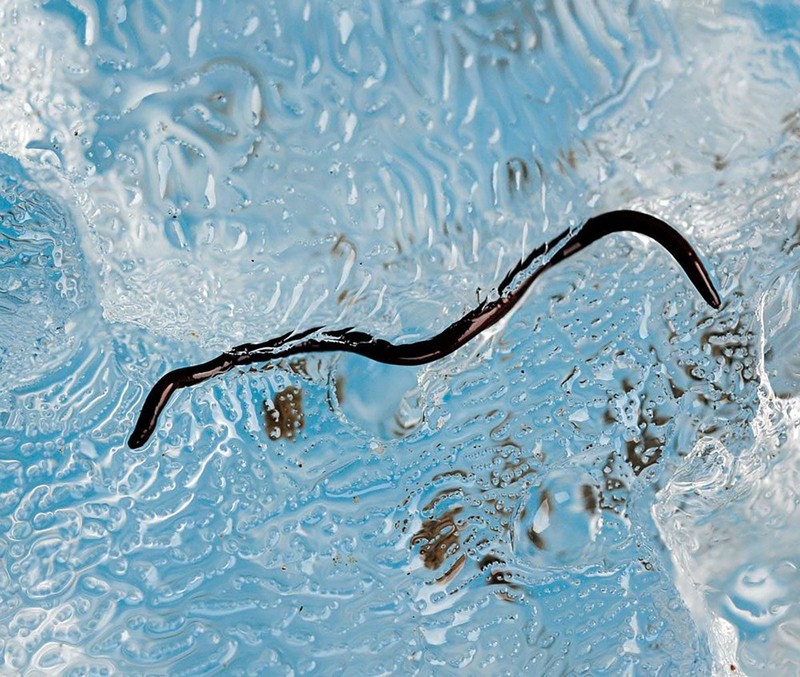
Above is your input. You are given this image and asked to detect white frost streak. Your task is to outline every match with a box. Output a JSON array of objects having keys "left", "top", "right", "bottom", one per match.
[
  {"left": 265, "top": 282, "right": 281, "bottom": 314},
  {"left": 281, "top": 276, "right": 308, "bottom": 324},
  {"left": 639, "top": 296, "right": 651, "bottom": 339},
  {"left": 318, "top": 109, "right": 329, "bottom": 133},
  {"left": 68, "top": 0, "right": 99, "bottom": 45},
  {"left": 188, "top": 20, "right": 201, "bottom": 57},
  {"left": 204, "top": 173, "right": 216, "bottom": 209},
  {"left": 463, "top": 97, "right": 478, "bottom": 125},
  {"left": 250, "top": 84, "right": 262, "bottom": 126},
  {"left": 188, "top": 0, "right": 203, "bottom": 57},
  {"left": 367, "top": 284, "right": 387, "bottom": 318},
  {"left": 243, "top": 15, "right": 259, "bottom": 36},
  {"left": 338, "top": 10, "right": 354, "bottom": 44},
  {"left": 335, "top": 247, "right": 357, "bottom": 292},
  {"left": 344, "top": 113, "right": 357, "bottom": 143},
  {"left": 157, "top": 144, "right": 172, "bottom": 199}
]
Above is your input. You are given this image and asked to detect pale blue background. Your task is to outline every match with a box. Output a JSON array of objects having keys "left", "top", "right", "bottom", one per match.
[{"left": 0, "top": 1, "right": 799, "bottom": 673}]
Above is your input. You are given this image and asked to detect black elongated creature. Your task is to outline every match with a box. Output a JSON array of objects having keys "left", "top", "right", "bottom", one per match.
[{"left": 128, "top": 209, "right": 720, "bottom": 448}]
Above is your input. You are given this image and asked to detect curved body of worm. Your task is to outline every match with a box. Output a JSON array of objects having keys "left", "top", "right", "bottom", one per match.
[{"left": 128, "top": 210, "right": 720, "bottom": 449}]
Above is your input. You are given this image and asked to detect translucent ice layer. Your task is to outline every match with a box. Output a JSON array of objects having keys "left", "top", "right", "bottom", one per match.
[{"left": 0, "top": 0, "right": 798, "bottom": 674}]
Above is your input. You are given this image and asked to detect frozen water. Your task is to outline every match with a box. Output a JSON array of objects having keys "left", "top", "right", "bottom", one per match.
[{"left": 0, "top": 0, "right": 798, "bottom": 674}]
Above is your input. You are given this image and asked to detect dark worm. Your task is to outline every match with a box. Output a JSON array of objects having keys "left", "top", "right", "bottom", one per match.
[{"left": 128, "top": 209, "right": 720, "bottom": 449}]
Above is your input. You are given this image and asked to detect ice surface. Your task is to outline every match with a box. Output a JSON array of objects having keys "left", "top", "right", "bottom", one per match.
[{"left": 0, "top": 0, "right": 798, "bottom": 674}]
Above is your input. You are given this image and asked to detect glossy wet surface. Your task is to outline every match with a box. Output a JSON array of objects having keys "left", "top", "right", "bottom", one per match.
[{"left": 0, "top": 1, "right": 799, "bottom": 674}]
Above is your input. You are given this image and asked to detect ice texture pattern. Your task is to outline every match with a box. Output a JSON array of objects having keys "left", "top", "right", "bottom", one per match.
[{"left": 0, "top": 1, "right": 798, "bottom": 674}]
